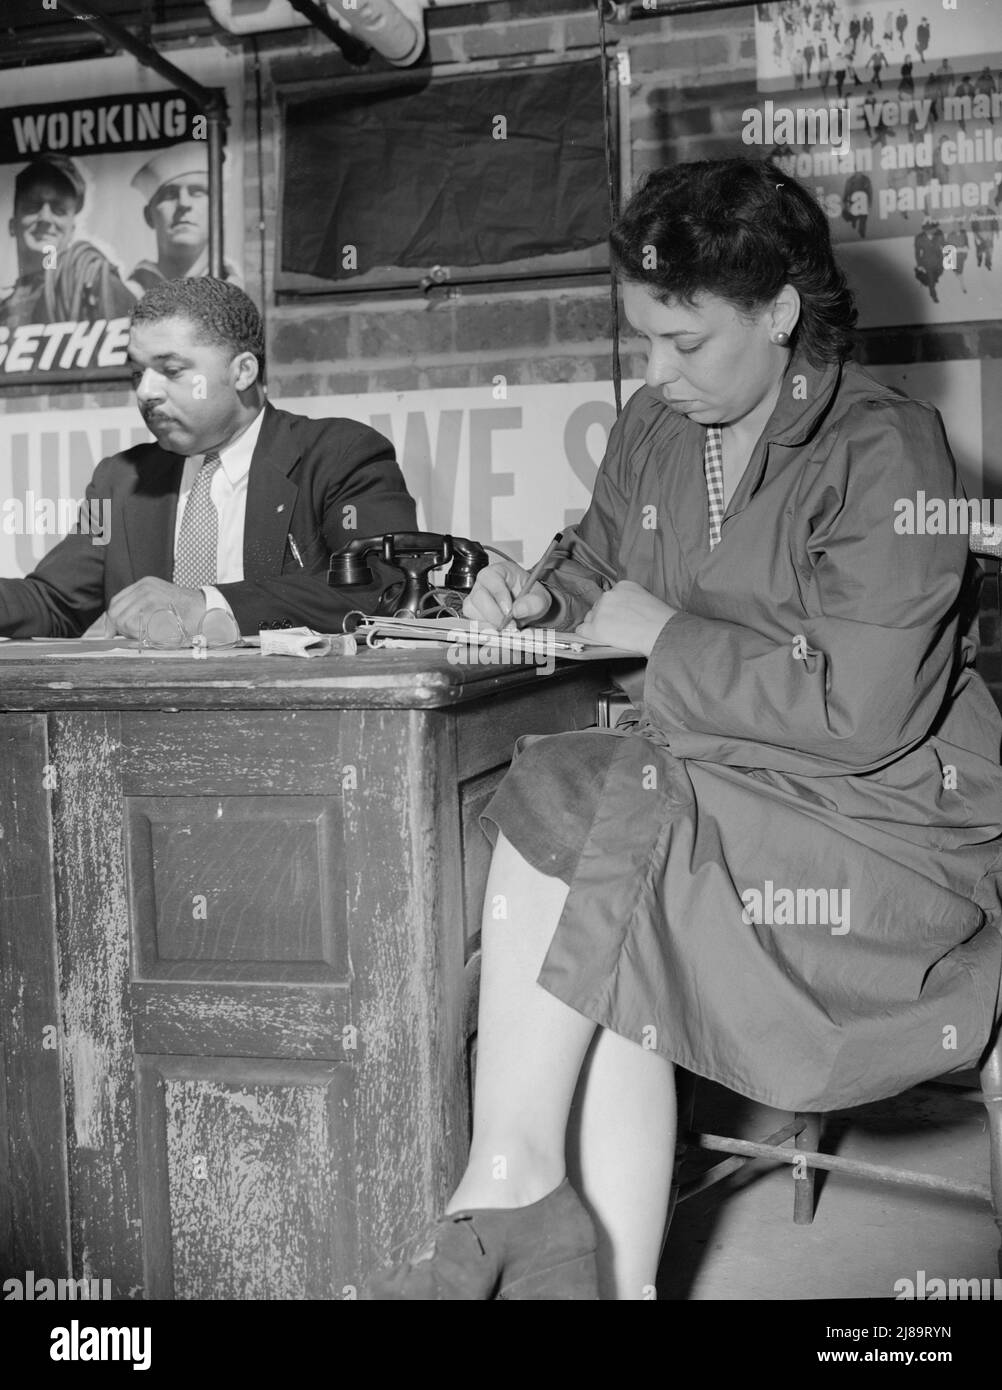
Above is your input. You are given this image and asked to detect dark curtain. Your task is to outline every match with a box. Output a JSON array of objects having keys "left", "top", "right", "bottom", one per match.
[{"left": 281, "top": 60, "right": 608, "bottom": 280}]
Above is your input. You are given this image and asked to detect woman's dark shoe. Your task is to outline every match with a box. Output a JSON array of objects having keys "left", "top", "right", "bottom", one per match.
[{"left": 365, "top": 1177, "right": 598, "bottom": 1300}]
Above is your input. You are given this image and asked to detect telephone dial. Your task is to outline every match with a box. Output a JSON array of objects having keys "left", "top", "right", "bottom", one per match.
[{"left": 329, "top": 531, "right": 490, "bottom": 618}]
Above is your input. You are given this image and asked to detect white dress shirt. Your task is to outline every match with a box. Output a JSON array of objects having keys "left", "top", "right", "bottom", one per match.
[{"left": 173, "top": 407, "right": 266, "bottom": 613}]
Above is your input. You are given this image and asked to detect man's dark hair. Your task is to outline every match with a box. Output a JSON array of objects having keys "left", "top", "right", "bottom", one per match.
[
  {"left": 131, "top": 276, "right": 266, "bottom": 377},
  {"left": 610, "top": 158, "right": 858, "bottom": 366}
]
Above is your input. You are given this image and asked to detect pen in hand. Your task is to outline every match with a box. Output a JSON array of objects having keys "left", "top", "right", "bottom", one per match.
[{"left": 503, "top": 531, "right": 563, "bottom": 630}]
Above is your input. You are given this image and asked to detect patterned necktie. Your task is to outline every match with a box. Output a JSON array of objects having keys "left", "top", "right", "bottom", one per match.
[
  {"left": 703, "top": 425, "right": 725, "bottom": 550},
  {"left": 173, "top": 450, "right": 223, "bottom": 587}
]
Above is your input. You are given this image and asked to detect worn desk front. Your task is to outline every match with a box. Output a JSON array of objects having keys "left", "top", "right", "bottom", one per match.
[{"left": 0, "top": 648, "right": 608, "bottom": 1299}]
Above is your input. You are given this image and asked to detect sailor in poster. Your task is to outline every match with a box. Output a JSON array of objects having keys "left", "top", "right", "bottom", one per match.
[{"left": 128, "top": 140, "right": 242, "bottom": 293}]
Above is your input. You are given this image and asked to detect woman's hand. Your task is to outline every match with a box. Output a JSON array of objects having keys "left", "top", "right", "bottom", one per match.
[
  {"left": 462, "top": 559, "right": 551, "bottom": 630},
  {"left": 575, "top": 580, "right": 677, "bottom": 656}
]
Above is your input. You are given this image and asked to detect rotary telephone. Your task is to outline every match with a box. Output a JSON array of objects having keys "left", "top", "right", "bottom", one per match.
[{"left": 328, "top": 531, "right": 490, "bottom": 618}]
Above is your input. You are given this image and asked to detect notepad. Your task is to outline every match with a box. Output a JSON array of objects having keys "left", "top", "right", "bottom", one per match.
[
  {"left": 347, "top": 615, "right": 645, "bottom": 661},
  {"left": 249, "top": 628, "right": 357, "bottom": 658}
]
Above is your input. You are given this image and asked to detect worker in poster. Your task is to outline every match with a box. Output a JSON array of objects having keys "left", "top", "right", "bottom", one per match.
[{"left": 0, "top": 153, "right": 135, "bottom": 330}]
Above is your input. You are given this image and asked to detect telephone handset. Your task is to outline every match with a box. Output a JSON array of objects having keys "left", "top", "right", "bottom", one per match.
[{"left": 328, "top": 531, "right": 490, "bottom": 617}]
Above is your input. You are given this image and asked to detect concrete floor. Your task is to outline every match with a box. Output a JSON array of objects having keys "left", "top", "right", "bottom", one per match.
[{"left": 657, "top": 1076, "right": 1000, "bottom": 1300}]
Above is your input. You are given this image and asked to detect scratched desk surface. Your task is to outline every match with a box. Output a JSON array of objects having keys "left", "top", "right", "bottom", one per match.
[{"left": 0, "top": 639, "right": 604, "bottom": 711}]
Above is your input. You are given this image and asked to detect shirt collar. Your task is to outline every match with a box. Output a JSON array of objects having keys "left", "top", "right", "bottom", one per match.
[
  {"left": 760, "top": 349, "right": 844, "bottom": 447},
  {"left": 192, "top": 406, "right": 266, "bottom": 484}
]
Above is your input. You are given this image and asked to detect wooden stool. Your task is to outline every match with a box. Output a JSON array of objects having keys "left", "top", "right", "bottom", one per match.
[{"left": 669, "top": 1028, "right": 1002, "bottom": 1275}]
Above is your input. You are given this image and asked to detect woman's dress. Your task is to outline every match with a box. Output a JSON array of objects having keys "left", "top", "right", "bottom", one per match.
[{"left": 480, "top": 353, "right": 1002, "bottom": 1110}]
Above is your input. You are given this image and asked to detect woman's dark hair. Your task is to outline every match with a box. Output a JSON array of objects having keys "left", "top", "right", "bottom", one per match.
[
  {"left": 130, "top": 276, "right": 266, "bottom": 377},
  {"left": 610, "top": 159, "right": 857, "bottom": 365}
]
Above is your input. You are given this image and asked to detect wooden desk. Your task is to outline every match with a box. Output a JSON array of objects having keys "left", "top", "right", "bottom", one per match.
[{"left": 0, "top": 648, "right": 608, "bottom": 1299}]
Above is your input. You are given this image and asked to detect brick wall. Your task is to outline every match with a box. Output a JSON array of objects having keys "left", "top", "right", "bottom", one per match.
[
  {"left": 249, "top": 4, "right": 763, "bottom": 400},
  {"left": 5, "top": 3, "right": 999, "bottom": 401},
  {"left": 244, "top": 0, "right": 1000, "bottom": 703},
  {"left": 245, "top": 4, "right": 627, "bottom": 397},
  {"left": 249, "top": 3, "right": 1002, "bottom": 385},
  {"left": 5, "top": 4, "right": 998, "bottom": 407}
]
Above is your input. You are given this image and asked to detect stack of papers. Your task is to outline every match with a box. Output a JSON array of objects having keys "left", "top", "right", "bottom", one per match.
[{"left": 347, "top": 615, "right": 644, "bottom": 661}]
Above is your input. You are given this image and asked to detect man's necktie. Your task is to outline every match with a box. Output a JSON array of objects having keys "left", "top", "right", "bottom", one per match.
[
  {"left": 173, "top": 450, "right": 223, "bottom": 587},
  {"left": 703, "top": 425, "right": 725, "bottom": 550}
]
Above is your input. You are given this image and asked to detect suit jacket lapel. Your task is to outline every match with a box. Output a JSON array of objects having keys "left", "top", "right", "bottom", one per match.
[
  {"left": 242, "top": 403, "right": 301, "bottom": 581},
  {"left": 122, "top": 449, "right": 184, "bottom": 582}
]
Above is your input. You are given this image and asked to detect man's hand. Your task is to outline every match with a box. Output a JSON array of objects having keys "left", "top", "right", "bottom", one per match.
[
  {"left": 575, "top": 580, "right": 677, "bottom": 656},
  {"left": 107, "top": 578, "right": 206, "bottom": 640},
  {"left": 462, "top": 559, "right": 551, "bottom": 630}
]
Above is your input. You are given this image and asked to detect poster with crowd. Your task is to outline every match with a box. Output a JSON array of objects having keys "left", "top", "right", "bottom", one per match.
[
  {"left": 752, "top": 0, "right": 1002, "bottom": 325},
  {"left": 0, "top": 46, "right": 244, "bottom": 386}
]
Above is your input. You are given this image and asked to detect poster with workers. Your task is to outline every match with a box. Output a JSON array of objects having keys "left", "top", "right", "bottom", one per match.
[
  {"left": 750, "top": 0, "right": 1002, "bottom": 324},
  {"left": 0, "top": 46, "right": 243, "bottom": 385}
]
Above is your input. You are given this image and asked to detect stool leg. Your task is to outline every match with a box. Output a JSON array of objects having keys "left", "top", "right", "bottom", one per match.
[
  {"left": 979, "top": 1034, "right": 1002, "bottom": 1275},
  {"left": 662, "top": 1072, "right": 697, "bottom": 1262},
  {"left": 793, "top": 1112, "right": 822, "bottom": 1225}
]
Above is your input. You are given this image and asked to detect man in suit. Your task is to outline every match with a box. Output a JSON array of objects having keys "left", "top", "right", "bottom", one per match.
[{"left": 0, "top": 276, "right": 417, "bottom": 638}]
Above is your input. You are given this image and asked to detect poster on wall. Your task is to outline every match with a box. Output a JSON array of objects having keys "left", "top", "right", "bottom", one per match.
[
  {"left": 0, "top": 47, "right": 244, "bottom": 386},
  {"left": 0, "top": 368, "right": 994, "bottom": 582},
  {"left": 0, "top": 382, "right": 622, "bottom": 580},
  {"left": 750, "top": 0, "right": 1002, "bottom": 325}
]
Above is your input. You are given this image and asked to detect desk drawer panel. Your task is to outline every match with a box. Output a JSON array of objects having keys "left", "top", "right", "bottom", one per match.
[
  {"left": 136, "top": 1056, "right": 356, "bottom": 1299},
  {"left": 132, "top": 983, "right": 353, "bottom": 1060},
  {"left": 126, "top": 796, "right": 347, "bottom": 983},
  {"left": 119, "top": 712, "right": 352, "bottom": 795}
]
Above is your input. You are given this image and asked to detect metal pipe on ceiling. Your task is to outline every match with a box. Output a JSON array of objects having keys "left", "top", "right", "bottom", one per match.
[
  {"left": 283, "top": 0, "right": 372, "bottom": 63},
  {"left": 206, "top": 0, "right": 426, "bottom": 67},
  {"left": 55, "top": 0, "right": 228, "bottom": 278}
]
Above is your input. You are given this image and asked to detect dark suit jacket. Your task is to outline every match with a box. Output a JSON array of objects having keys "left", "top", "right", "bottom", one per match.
[{"left": 0, "top": 402, "right": 417, "bottom": 637}]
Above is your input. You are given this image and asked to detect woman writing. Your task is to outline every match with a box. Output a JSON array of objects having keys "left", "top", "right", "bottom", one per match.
[{"left": 370, "top": 158, "right": 1002, "bottom": 1300}]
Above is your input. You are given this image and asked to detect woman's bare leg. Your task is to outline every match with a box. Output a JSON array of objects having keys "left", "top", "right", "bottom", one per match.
[
  {"left": 567, "top": 1030, "right": 676, "bottom": 1300},
  {"left": 447, "top": 830, "right": 594, "bottom": 1212},
  {"left": 448, "top": 831, "right": 676, "bottom": 1299}
]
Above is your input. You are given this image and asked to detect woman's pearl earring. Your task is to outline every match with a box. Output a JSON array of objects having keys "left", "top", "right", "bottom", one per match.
[{"left": 772, "top": 330, "right": 791, "bottom": 346}]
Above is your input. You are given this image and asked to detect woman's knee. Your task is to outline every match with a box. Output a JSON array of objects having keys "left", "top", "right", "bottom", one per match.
[{"left": 481, "top": 831, "right": 570, "bottom": 950}]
